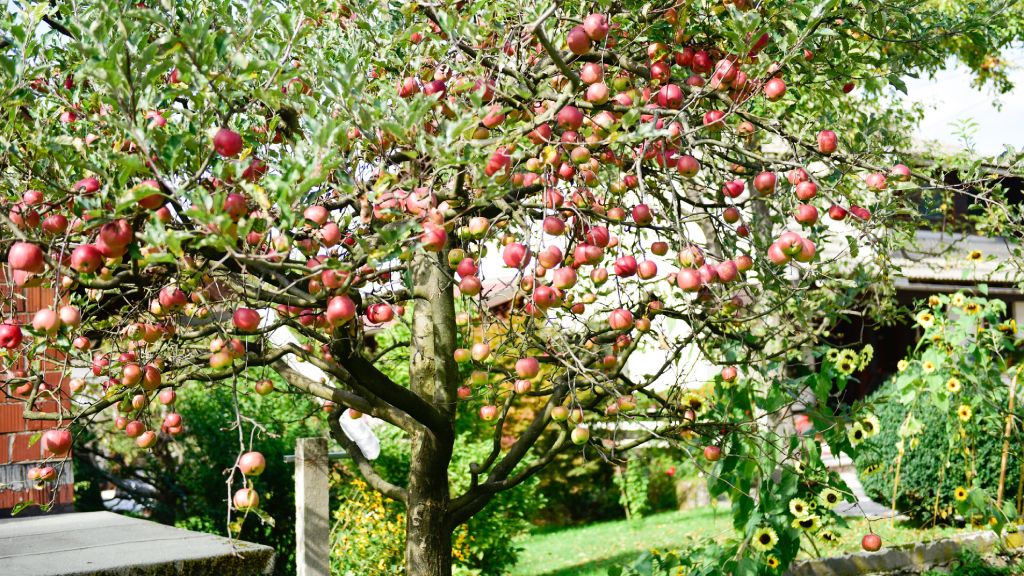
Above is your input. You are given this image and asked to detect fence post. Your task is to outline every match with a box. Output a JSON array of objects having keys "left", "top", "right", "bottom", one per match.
[{"left": 296, "top": 437, "right": 329, "bottom": 576}]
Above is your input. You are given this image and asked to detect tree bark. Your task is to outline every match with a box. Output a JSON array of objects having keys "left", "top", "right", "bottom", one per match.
[
  {"left": 405, "top": 249, "right": 458, "bottom": 576},
  {"left": 406, "top": 429, "right": 454, "bottom": 576}
]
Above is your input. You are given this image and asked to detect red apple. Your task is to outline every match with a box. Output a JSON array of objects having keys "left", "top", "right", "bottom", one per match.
[
  {"left": 254, "top": 380, "right": 274, "bottom": 396},
  {"left": 233, "top": 308, "right": 261, "bottom": 332},
  {"left": 515, "top": 357, "right": 540, "bottom": 379},
  {"left": 795, "top": 181, "right": 817, "bottom": 201},
  {"left": 213, "top": 128, "right": 243, "bottom": 157},
  {"left": 609, "top": 308, "right": 634, "bottom": 330},
  {"left": 566, "top": 26, "right": 591, "bottom": 55},
  {"left": 753, "top": 172, "right": 776, "bottom": 195},
  {"left": 233, "top": 488, "right": 260, "bottom": 511},
  {"left": 0, "top": 323, "right": 23, "bottom": 349},
  {"left": 70, "top": 244, "right": 103, "bottom": 274},
  {"left": 479, "top": 405, "right": 498, "bottom": 421},
  {"left": 583, "top": 13, "right": 609, "bottom": 40},
  {"left": 7, "top": 242, "right": 45, "bottom": 273},
  {"left": 238, "top": 451, "right": 266, "bottom": 476},
  {"left": 42, "top": 429, "right": 73, "bottom": 456},
  {"left": 502, "top": 243, "right": 531, "bottom": 269},
  {"left": 704, "top": 445, "right": 722, "bottom": 461},
  {"left": 326, "top": 295, "right": 356, "bottom": 326},
  {"left": 862, "top": 534, "right": 882, "bottom": 552},
  {"left": 764, "top": 77, "right": 786, "bottom": 101},
  {"left": 828, "top": 204, "right": 848, "bottom": 220},
  {"left": 794, "top": 204, "right": 818, "bottom": 225},
  {"left": 817, "top": 130, "right": 837, "bottom": 154}
]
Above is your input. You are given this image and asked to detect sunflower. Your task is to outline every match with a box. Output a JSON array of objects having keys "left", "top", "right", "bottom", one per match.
[
  {"left": 682, "top": 392, "right": 705, "bottom": 414},
  {"left": 951, "top": 293, "right": 965, "bottom": 307},
  {"left": 861, "top": 414, "right": 881, "bottom": 438},
  {"left": 929, "top": 295, "right": 942, "bottom": 307},
  {"left": 967, "top": 250, "right": 983, "bottom": 262},
  {"left": 858, "top": 344, "right": 874, "bottom": 370},
  {"left": 752, "top": 526, "right": 778, "bottom": 552},
  {"left": 958, "top": 404, "right": 972, "bottom": 422},
  {"left": 848, "top": 423, "right": 867, "bottom": 446},
  {"left": 946, "top": 377, "right": 961, "bottom": 393},
  {"left": 922, "top": 360, "right": 936, "bottom": 374},
  {"left": 819, "top": 488, "right": 842, "bottom": 509},
  {"left": 897, "top": 359, "right": 909, "bottom": 372},
  {"left": 954, "top": 486, "right": 968, "bottom": 501},
  {"left": 766, "top": 555, "right": 780, "bottom": 570},
  {"left": 791, "top": 515, "right": 820, "bottom": 531},
  {"left": 998, "top": 319, "right": 1018, "bottom": 333},
  {"left": 964, "top": 302, "right": 982, "bottom": 315},
  {"left": 837, "top": 358, "right": 856, "bottom": 376},
  {"left": 825, "top": 348, "right": 841, "bottom": 362},
  {"left": 818, "top": 529, "right": 840, "bottom": 543},
  {"left": 916, "top": 311, "right": 935, "bottom": 329},
  {"left": 862, "top": 463, "right": 882, "bottom": 476},
  {"left": 789, "top": 498, "right": 811, "bottom": 518}
]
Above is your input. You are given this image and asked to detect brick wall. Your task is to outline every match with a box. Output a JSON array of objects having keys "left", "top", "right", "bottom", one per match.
[{"left": 1, "top": 271, "right": 75, "bottom": 516}]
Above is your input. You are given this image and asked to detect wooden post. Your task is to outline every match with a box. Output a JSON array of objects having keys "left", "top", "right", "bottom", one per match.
[
  {"left": 296, "top": 437, "right": 329, "bottom": 576},
  {"left": 996, "top": 368, "right": 1020, "bottom": 509}
]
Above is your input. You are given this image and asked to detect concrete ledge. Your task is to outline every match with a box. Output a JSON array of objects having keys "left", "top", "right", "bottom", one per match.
[
  {"left": 0, "top": 511, "right": 274, "bottom": 575},
  {"left": 786, "top": 531, "right": 1017, "bottom": 575}
]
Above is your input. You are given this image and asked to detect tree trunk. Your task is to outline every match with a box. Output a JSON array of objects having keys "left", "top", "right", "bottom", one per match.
[
  {"left": 406, "top": 429, "right": 454, "bottom": 576},
  {"left": 405, "top": 249, "right": 458, "bottom": 576}
]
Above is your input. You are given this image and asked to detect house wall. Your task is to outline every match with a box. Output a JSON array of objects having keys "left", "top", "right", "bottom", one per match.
[{"left": 0, "top": 273, "right": 75, "bottom": 516}]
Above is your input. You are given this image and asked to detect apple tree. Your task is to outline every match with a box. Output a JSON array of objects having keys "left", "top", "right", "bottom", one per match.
[{"left": 0, "top": 1, "right": 1009, "bottom": 574}]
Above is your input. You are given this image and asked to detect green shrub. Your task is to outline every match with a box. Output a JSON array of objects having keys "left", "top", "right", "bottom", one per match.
[
  {"left": 922, "top": 548, "right": 1024, "bottom": 576},
  {"left": 330, "top": 427, "right": 544, "bottom": 576},
  {"left": 853, "top": 378, "right": 1023, "bottom": 526}
]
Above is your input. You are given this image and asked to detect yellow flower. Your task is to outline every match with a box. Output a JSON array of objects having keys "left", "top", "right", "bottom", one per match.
[
  {"left": 967, "top": 250, "right": 983, "bottom": 261},
  {"left": 958, "top": 404, "right": 972, "bottom": 422},
  {"left": 819, "top": 529, "right": 840, "bottom": 543},
  {"left": 861, "top": 414, "right": 881, "bottom": 438},
  {"left": 897, "top": 359, "right": 909, "bottom": 372},
  {"left": 858, "top": 344, "right": 874, "bottom": 370},
  {"left": 963, "top": 302, "right": 981, "bottom": 315},
  {"left": 997, "top": 319, "right": 1017, "bottom": 333},
  {"left": 922, "top": 360, "right": 936, "bottom": 374},
  {"left": 766, "top": 555, "right": 780, "bottom": 569},
  {"left": 862, "top": 463, "right": 882, "bottom": 476},
  {"left": 789, "top": 498, "right": 811, "bottom": 518},
  {"left": 954, "top": 486, "right": 968, "bottom": 501},
  {"left": 826, "top": 348, "right": 840, "bottom": 362},
  {"left": 946, "top": 377, "right": 961, "bottom": 393},
  {"left": 929, "top": 295, "right": 942, "bottom": 307},
  {"left": 819, "top": 488, "right": 842, "bottom": 509},
  {"left": 951, "top": 293, "right": 965, "bottom": 307},
  {"left": 916, "top": 311, "right": 935, "bottom": 329},
  {"left": 791, "top": 515, "right": 820, "bottom": 531},
  {"left": 848, "top": 423, "right": 867, "bottom": 446},
  {"left": 752, "top": 526, "right": 778, "bottom": 552}
]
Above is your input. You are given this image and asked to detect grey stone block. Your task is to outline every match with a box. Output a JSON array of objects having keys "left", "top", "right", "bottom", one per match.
[{"left": 0, "top": 511, "right": 274, "bottom": 575}]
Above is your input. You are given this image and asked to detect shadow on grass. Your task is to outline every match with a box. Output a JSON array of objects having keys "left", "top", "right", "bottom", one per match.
[{"left": 527, "top": 550, "right": 642, "bottom": 576}]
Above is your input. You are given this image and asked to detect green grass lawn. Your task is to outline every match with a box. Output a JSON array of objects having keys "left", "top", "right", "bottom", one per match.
[{"left": 512, "top": 507, "right": 973, "bottom": 576}]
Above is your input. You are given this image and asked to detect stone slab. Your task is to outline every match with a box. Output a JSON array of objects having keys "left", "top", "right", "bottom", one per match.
[
  {"left": 0, "top": 511, "right": 274, "bottom": 575},
  {"left": 786, "top": 531, "right": 1011, "bottom": 576}
]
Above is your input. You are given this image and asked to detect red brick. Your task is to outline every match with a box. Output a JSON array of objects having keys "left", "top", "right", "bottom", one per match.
[
  {"left": 11, "top": 433, "right": 42, "bottom": 462},
  {"left": 0, "top": 435, "right": 9, "bottom": 463},
  {"left": 0, "top": 403, "right": 23, "bottom": 434}
]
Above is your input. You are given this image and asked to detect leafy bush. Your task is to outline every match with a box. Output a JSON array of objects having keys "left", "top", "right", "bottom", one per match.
[
  {"left": 330, "top": 427, "right": 544, "bottom": 576},
  {"left": 922, "top": 549, "right": 1024, "bottom": 576},
  {"left": 854, "top": 377, "right": 1023, "bottom": 525}
]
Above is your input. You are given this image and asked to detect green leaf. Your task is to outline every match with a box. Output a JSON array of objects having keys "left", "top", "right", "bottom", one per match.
[{"left": 10, "top": 501, "right": 36, "bottom": 516}]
